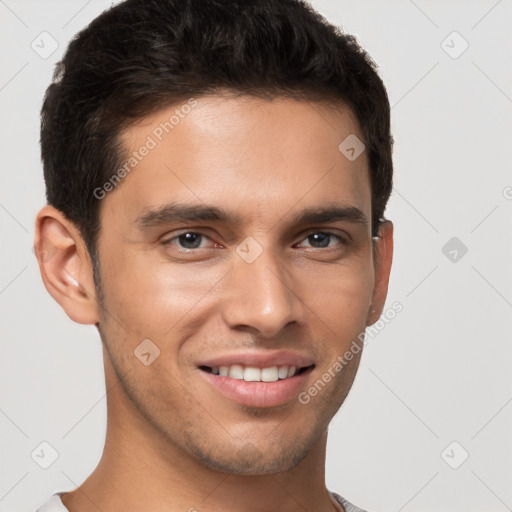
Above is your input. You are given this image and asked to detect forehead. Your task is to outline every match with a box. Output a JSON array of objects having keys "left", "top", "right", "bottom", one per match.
[{"left": 103, "top": 94, "right": 371, "bottom": 230}]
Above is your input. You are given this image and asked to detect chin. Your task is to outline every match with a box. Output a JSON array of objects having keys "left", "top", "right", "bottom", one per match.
[{"left": 184, "top": 429, "right": 317, "bottom": 476}]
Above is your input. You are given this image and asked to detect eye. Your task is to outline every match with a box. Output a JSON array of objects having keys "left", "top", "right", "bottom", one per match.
[
  {"left": 296, "top": 231, "right": 346, "bottom": 249},
  {"left": 163, "top": 232, "right": 215, "bottom": 250}
]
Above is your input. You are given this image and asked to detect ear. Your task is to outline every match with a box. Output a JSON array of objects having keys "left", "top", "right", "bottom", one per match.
[
  {"left": 34, "top": 205, "right": 99, "bottom": 324},
  {"left": 366, "top": 220, "right": 394, "bottom": 326}
]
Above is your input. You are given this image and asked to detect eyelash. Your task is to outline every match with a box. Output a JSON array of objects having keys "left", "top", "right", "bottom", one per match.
[{"left": 161, "top": 230, "right": 348, "bottom": 251}]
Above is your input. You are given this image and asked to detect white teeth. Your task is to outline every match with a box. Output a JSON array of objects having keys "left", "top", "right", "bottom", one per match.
[
  {"left": 261, "top": 366, "right": 279, "bottom": 382},
  {"left": 243, "top": 367, "right": 261, "bottom": 381},
  {"left": 228, "top": 364, "right": 244, "bottom": 379},
  {"left": 278, "top": 366, "right": 289, "bottom": 379},
  {"left": 209, "top": 364, "right": 299, "bottom": 381}
]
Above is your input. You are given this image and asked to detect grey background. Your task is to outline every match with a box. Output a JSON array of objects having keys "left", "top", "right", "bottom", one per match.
[{"left": 1, "top": 1, "right": 511, "bottom": 511}]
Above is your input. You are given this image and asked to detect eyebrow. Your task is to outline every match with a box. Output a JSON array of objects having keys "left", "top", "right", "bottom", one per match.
[{"left": 136, "top": 202, "right": 368, "bottom": 232}]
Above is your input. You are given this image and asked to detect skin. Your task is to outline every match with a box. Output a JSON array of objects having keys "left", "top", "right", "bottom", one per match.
[{"left": 35, "top": 94, "right": 393, "bottom": 512}]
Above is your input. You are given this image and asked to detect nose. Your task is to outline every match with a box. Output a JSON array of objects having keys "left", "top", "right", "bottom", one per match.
[{"left": 220, "top": 247, "right": 306, "bottom": 338}]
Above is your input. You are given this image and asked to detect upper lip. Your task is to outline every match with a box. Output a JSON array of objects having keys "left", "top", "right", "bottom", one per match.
[{"left": 198, "top": 350, "right": 315, "bottom": 369}]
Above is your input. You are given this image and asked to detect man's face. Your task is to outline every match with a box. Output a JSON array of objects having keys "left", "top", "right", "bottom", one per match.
[{"left": 94, "top": 94, "right": 386, "bottom": 474}]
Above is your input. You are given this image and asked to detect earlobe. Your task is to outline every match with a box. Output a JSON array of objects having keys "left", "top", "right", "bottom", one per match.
[
  {"left": 366, "top": 220, "right": 394, "bottom": 326},
  {"left": 366, "top": 305, "right": 377, "bottom": 326},
  {"left": 34, "top": 205, "right": 100, "bottom": 325}
]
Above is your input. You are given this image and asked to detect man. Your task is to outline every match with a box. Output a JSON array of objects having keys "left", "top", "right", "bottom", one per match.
[{"left": 34, "top": 0, "right": 393, "bottom": 510}]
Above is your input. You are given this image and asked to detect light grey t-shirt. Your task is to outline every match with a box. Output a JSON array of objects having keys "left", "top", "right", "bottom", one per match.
[{"left": 35, "top": 490, "right": 369, "bottom": 512}]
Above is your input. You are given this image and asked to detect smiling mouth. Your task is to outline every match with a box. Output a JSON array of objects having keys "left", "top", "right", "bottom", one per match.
[{"left": 199, "top": 364, "right": 315, "bottom": 382}]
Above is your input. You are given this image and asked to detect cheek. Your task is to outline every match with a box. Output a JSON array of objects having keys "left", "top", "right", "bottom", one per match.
[
  {"left": 295, "top": 261, "right": 374, "bottom": 331},
  {"left": 99, "top": 238, "right": 374, "bottom": 346},
  {"left": 99, "top": 250, "right": 229, "bottom": 336}
]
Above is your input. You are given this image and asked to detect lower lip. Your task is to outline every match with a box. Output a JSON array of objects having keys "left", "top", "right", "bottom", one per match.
[{"left": 199, "top": 367, "right": 314, "bottom": 408}]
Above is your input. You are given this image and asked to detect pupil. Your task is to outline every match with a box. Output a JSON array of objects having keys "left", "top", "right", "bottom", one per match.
[
  {"left": 179, "top": 233, "right": 201, "bottom": 249},
  {"left": 309, "top": 233, "right": 329, "bottom": 248}
]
